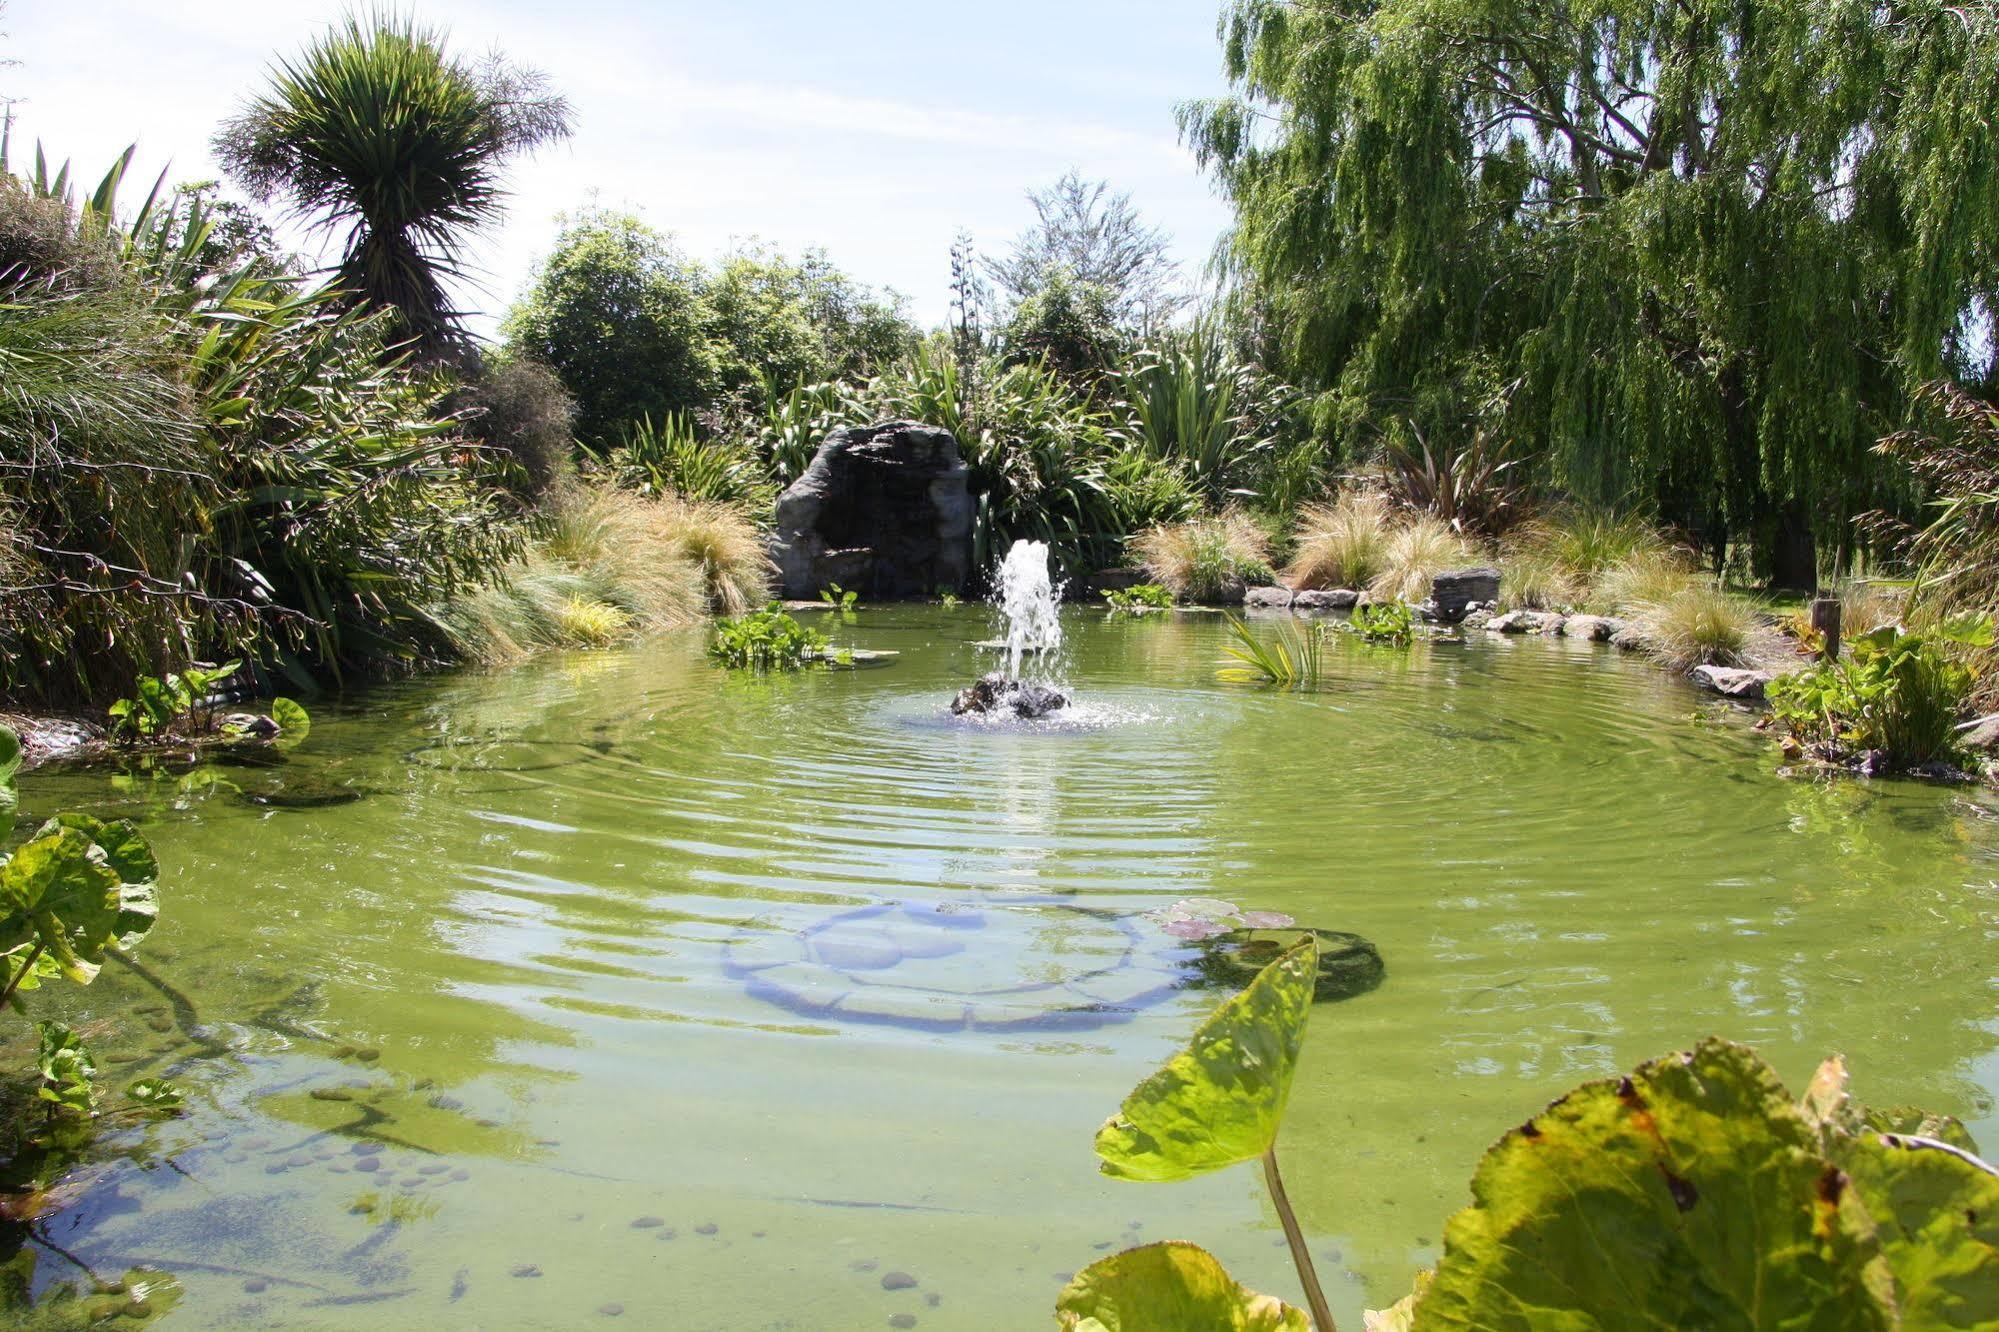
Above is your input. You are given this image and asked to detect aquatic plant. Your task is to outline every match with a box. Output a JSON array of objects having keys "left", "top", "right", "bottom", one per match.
[
  {"left": 1217, "top": 616, "right": 1325, "bottom": 689},
  {"left": 1345, "top": 600, "right": 1413, "bottom": 645},
  {"left": 1769, "top": 615, "right": 1991, "bottom": 771},
  {"left": 1132, "top": 512, "right": 1274, "bottom": 602},
  {"left": 1627, "top": 582, "right": 1761, "bottom": 673},
  {"left": 106, "top": 662, "right": 237, "bottom": 743},
  {"left": 708, "top": 604, "right": 832, "bottom": 671},
  {"left": 1103, "top": 584, "right": 1174, "bottom": 612},
  {"left": 819, "top": 584, "right": 860, "bottom": 614},
  {"left": 1368, "top": 513, "right": 1473, "bottom": 604},
  {"left": 1063, "top": 939, "right": 1999, "bottom": 1329},
  {"left": 1284, "top": 490, "right": 1391, "bottom": 591}
]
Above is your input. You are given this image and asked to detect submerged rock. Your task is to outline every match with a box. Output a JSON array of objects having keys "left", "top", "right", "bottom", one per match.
[
  {"left": 1427, "top": 567, "right": 1502, "bottom": 622},
  {"left": 950, "top": 673, "right": 1070, "bottom": 720}
]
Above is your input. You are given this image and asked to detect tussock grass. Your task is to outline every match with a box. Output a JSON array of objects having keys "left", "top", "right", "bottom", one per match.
[
  {"left": 1369, "top": 514, "right": 1474, "bottom": 604},
  {"left": 1588, "top": 547, "right": 1701, "bottom": 615},
  {"left": 1131, "top": 511, "right": 1274, "bottom": 601},
  {"left": 654, "top": 493, "right": 771, "bottom": 615},
  {"left": 1286, "top": 491, "right": 1392, "bottom": 591},
  {"left": 1626, "top": 581, "right": 1760, "bottom": 672}
]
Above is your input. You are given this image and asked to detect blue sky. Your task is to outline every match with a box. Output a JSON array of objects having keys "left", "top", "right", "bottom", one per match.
[{"left": 2, "top": 0, "right": 1236, "bottom": 336}]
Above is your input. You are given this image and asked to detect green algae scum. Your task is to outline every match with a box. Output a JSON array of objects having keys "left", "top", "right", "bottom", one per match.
[{"left": 11, "top": 605, "right": 1999, "bottom": 1327}]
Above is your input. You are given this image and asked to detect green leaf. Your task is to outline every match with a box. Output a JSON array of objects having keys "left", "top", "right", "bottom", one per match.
[
  {"left": 1835, "top": 1133, "right": 1999, "bottom": 1328},
  {"left": 0, "top": 725, "right": 20, "bottom": 784},
  {"left": 1416, "top": 1039, "right": 1898, "bottom": 1330},
  {"left": 127, "top": 1078, "right": 183, "bottom": 1112},
  {"left": 1055, "top": 1242, "right": 1309, "bottom": 1331},
  {"left": 36, "top": 815, "right": 158, "bottom": 951},
  {"left": 271, "top": 697, "right": 311, "bottom": 746},
  {"left": 0, "top": 824, "right": 152, "bottom": 984},
  {"left": 1094, "top": 936, "right": 1316, "bottom": 1182},
  {"left": 1936, "top": 614, "right": 1996, "bottom": 649},
  {"left": 1363, "top": 1272, "right": 1430, "bottom": 1332}
]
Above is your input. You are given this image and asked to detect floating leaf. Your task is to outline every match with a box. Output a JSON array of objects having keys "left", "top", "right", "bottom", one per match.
[
  {"left": 1239, "top": 910, "right": 1296, "bottom": 929},
  {"left": 1164, "top": 917, "right": 1232, "bottom": 941},
  {"left": 127, "top": 1078, "right": 184, "bottom": 1112},
  {"left": 1095, "top": 936, "right": 1316, "bottom": 1182},
  {"left": 271, "top": 697, "right": 311, "bottom": 747},
  {"left": 1416, "top": 1039, "right": 1898, "bottom": 1329},
  {"left": 0, "top": 821, "right": 157, "bottom": 984},
  {"left": 1055, "top": 1242, "right": 1308, "bottom": 1331}
]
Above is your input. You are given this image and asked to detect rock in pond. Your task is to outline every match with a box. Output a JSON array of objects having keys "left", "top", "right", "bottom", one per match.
[
  {"left": 1487, "top": 610, "right": 1567, "bottom": 635},
  {"left": 1690, "top": 664, "right": 1776, "bottom": 699},
  {"left": 950, "top": 673, "right": 1069, "bottom": 720},
  {"left": 1427, "top": 567, "right": 1502, "bottom": 622},
  {"left": 770, "top": 421, "right": 974, "bottom": 600},
  {"left": 1292, "top": 588, "right": 1360, "bottom": 611},
  {"left": 1243, "top": 585, "right": 1294, "bottom": 609},
  {"left": 1559, "top": 614, "right": 1622, "bottom": 642}
]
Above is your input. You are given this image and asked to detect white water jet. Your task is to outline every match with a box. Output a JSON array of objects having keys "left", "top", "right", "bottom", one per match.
[{"left": 997, "top": 540, "right": 1064, "bottom": 681}]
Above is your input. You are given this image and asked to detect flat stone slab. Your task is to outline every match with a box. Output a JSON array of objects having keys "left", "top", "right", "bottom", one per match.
[
  {"left": 1487, "top": 610, "right": 1567, "bottom": 634},
  {"left": 1559, "top": 614, "right": 1623, "bottom": 641},
  {"left": 1691, "top": 664, "right": 1776, "bottom": 699},
  {"left": 1243, "top": 585, "right": 1294, "bottom": 609},
  {"left": 1292, "top": 588, "right": 1360, "bottom": 610}
]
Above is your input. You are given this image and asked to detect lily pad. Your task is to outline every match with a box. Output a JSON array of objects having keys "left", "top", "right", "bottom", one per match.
[
  {"left": 1094, "top": 936, "right": 1316, "bottom": 1182},
  {"left": 1055, "top": 1241, "right": 1308, "bottom": 1331}
]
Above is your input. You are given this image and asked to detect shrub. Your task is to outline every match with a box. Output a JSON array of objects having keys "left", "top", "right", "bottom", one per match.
[
  {"left": 454, "top": 357, "right": 577, "bottom": 500},
  {"left": 1285, "top": 490, "right": 1391, "bottom": 590},
  {"left": 1113, "top": 320, "right": 1289, "bottom": 503},
  {"left": 1131, "top": 512, "right": 1274, "bottom": 601},
  {"left": 607, "top": 412, "right": 775, "bottom": 514},
  {"left": 1496, "top": 544, "right": 1576, "bottom": 610},
  {"left": 1378, "top": 421, "right": 1523, "bottom": 535},
  {"left": 1514, "top": 507, "right": 1667, "bottom": 581},
  {"left": 1768, "top": 615, "right": 1990, "bottom": 770},
  {"left": 1626, "top": 581, "right": 1760, "bottom": 672},
  {"left": 1369, "top": 513, "right": 1473, "bottom": 603}
]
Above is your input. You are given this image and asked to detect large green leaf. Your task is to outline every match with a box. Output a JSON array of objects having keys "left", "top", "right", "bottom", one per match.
[
  {"left": 37, "top": 815, "right": 159, "bottom": 951},
  {"left": 1416, "top": 1039, "right": 1897, "bottom": 1331},
  {"left": 0, "top": 823, "right": 154, "bottom": 985},
  {"left": 271, "top": 697, "right": 311, "bottom": 747},
  {"left": 1837, "top": 1133, "right": 1999, "bottom": 1327},
  {"left": 0, "top": 725, "right": 20, "bottom": 783},
  {"left": 1054, "top": 1242, "right": 1309, "bottom": 1331},
  {"left": 1094, "top": 936, "right": 1316, "bottom": 1182}
]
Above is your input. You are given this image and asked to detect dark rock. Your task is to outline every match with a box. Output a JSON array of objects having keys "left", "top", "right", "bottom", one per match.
[
  {"left": 1243, "top": 585, "right": 1294, "bottom": 609},
  {"left": 771, "top": 421, "right": 974, "bottom": 600},
  {"left": 881, "top": 1272, "right": 918, "bottom": 1291},
  {"left": 510, "top": 1264, "right": 542, "bottom": 1279},
  {"left": 951, "top": 673, "right": 1070, "bottom": 720},
  {"left": 219, "top": 712, "right": 280, "bottom": 739},
  {"left": 889, "top": 1317, "right": 917, "bottom": 1330},
  {"left": 1292, "top": 588, "right": 1360, "bottom": 611},
  {"left": 630, "top": 1216, "right": 666, "bottom": 1229},
  {"left": 1428, "top": 567, "right": 1502, "bottom": 623},
  {"left": 1210, "top": 574, "right": 1248, "bottom": 606}
]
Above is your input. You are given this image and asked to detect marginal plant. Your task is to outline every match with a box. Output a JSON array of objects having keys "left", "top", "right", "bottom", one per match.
[
  {"left": 105, "top": 662, "right": 238, "bottom": 743},
  {"left": 1132, "top": 513, "right": 1274, "bottom": 602},
  {"left": 708, "top": 604, "right": 838, "bottom": 671},
  {"left": 1768, "top": 615, "right": 1992, "bottom": 772},
  {"left": 1103, "top": 584, "right": 1175, "bottom": 612},
  {"left": 1285, "top": 491, "right": 1392, "bottom": 592},
  {"left": 1063, "top": 939, "right": 1999, "bottom": 1329},
  {"left": 1345, "top": 600, "right": 1414, "bottom": 645},
  {"left": 1627, "top": 582, "right": 1761, "bottom": 673},
  {"left": 606, "top": 411, "right": 775, "bottom": 513},
  {"left": 1217, "top": 617, "right": 1326, "bottom": 689},
  {"left": 1368, "top": 514, "right": 1473, "bottom": 604}
]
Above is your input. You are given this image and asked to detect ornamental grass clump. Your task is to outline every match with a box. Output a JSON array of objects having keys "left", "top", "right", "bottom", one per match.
[
  {"left": 1369, "top": 513, "right": 1473, "bottom": 604},
  {"left": 1131, "top": 512, "right": 1274, "bottom": 602},
  {"left": 1627, "top": 581, "right": 1760, "bottom": 673},
  {"left": 1284, "top": 490, "right": 1391, "bottom": 591},
  {"left": 655, "top": 493, "right": 771, "bottom": 615}
]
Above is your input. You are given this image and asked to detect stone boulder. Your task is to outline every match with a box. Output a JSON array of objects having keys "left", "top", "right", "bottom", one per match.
[
  {"left": 1690, "top": 664, "right": 1776, "bottom": 699},
  {"left": 1426, "top": 567, "right": 1502, "bottom": 623},
  {"left": 1560, "top": 614, "right": 1623, "bottom": 642},
  {"left": 1243, "top": 585, "right": 1294, "bottom": 609},
  {"left": 1486, "top": 610, "right": 1566, "bottom": 634},
  {"left": 771, "top": 421, "right": 974, "bottom": 600},
  {"left": 951, "top": 673, "right": 1070, "bottom": 720},
  {"left": 1293, "top": 588, "right": 1361, "bottom": 611}
]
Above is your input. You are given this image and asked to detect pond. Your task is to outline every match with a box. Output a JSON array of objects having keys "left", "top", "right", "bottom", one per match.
[{"left": 12, "top": 605, "right": 1999, "bottom": 1328}]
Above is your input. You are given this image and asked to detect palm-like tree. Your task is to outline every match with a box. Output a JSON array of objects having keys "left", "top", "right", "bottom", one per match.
[{"left": 215, "top": 13, "right": 571, "bottom": 359}]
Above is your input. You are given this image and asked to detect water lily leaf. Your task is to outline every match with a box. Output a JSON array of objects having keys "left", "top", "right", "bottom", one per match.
[
  {"left": 1094, "top": 936, "right": 1316, "bottom": 1182},
  {"left": 271, "top": 697, "right": 310, "bottom": 747},
  {"left": 1836, "top": 1133, "right": 1999, "bottom": 1327},
  {"left": 1164, "top": 917, "right": 1232, "bottom": 941},
  {"left": 1415, "top": 1039, "right": 1898, "bottom": 1330},
  {"left": 1239, "top": 910, "right": 1295, "bottom": 929},
  {"left": 1055, "top": 1242, "right": 1308, "bottom": 1331}
]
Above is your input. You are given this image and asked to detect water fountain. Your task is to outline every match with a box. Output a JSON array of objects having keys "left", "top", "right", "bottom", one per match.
[{"left": 951, "top": 540, "right": 1072, "bottom": 719}]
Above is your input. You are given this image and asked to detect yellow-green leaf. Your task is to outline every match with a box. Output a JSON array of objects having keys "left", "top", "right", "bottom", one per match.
[
  {"left": 1416, "top": 1039, "right": 1898, "bottom": 1331},
  {"left": 1838, "top": 1133, "right": 1999, "bottom": 1328},
  {"left": 1054, "top": 1242, "right": 1309, "bottom": 1331},
  {"left": 1094, "top": 936, "right": 1316, "bottom": 1182}
]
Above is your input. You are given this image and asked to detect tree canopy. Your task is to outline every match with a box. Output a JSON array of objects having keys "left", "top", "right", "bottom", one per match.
[
  {"left": 985, "top": 171, "right": 1188, "bottom": 332},
  {"left": 1182, "top": 0, "right": 1999, "bottom": 583}
]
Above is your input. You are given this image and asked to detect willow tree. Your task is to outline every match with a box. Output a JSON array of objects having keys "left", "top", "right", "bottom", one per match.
[
  {"left": 1182, "top": 0, "right": 1999, "bottom": 584},
  {"left": 216, "top": 14, "right": 571, "bottom": 359}
]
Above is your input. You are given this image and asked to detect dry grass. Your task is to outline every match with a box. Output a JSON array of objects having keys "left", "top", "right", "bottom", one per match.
[
  {"left": 1625, "top": 581, "right": 1761, "bottom": 672},
  {"left": 1495, "top": 545, "right": 1577, "bottom": 610},
  {"left": 653, "top": 493, "right": 772, "bottom": 615},
  {"left": 1588, "top": 547, "right": 1702, "bottom": 615},
  {"left": 1132, "top": 510, "right": 1275, "bottom": 601},
  {"left": 1285, "top": 490, "right": 1392, "bottom": 590},
  {"left": 1369, "top": 513, "right": 1475, "bottom": 603}
]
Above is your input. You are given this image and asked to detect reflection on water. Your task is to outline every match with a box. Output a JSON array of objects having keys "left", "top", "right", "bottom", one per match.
[{"left": 9, "top": 606, "right": 1999, "bottom": 1328}]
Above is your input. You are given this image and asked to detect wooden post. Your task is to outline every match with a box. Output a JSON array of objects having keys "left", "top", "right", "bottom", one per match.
[{"left": 1809, "top": 596, "right": 1841, "bottom": 662}]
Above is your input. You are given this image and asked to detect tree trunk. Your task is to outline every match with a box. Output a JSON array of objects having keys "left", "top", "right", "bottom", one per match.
[{"left": 1764, "top": 499, "right": 1818, "bottom": 592}]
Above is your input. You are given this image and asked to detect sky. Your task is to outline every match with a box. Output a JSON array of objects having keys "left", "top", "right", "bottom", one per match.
[{"left": 0, "top": 0, "right": 1238, "bottom": 338}]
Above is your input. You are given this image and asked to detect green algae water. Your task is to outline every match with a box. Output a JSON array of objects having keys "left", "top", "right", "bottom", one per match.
[{"left": 11, "top": 605, "right": 1999, "bottom": 1328}]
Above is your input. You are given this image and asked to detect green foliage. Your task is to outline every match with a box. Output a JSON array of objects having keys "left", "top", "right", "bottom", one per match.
[
  {"left": 453, "top": 356, "right": 578, "bottom": 500},
  {"left": 1056, "top": 1242, "right": 1308, "bottom": 1331},
  {"left": 0, "top": 815, "right": 158, "bottom": 991},
  {"left": 606, "top": 412, "right": 774, "bottom": 512},
  {"left": 1095, "top": 936, "right": 1316, "bottom": 1181},
  {"left": 1769, "top": 615, "right": 1992, "bottom": 769},
  {"left": 708, "top": 604, "right": 832, "bottom": 671},
  {"left": 1286, "top": 491, "right": 1392, "bottom": 591},
  {"left": 998, "top": 268, "right": 1125, "bottom": 387},
  {"left": 1132, "top": 513, "right": 1275, "bottom": 602},
  {"left": 1626, "top": 581, "right": 1761, "bottom": 673},
  {"left": 1346, "top": 600, "right": 1414, "bottom": 645},
  {"left": 1182, "top": 0, "right": 1999, "bottom": 579},
  {"left": 106, "top": 662, "right": 237, "bottom": 743},
  {"left": 1879, "top": 382, "right": 1999, "bottom": 624},
  {"left": 705, "top": 245, "right": 918, "bottom": 398},
  {"left": 32, "top": 1021, "right": 94, "bottom": 1117},
  {"left": 1103, "top": 584, "right": 1175, "bottom": 611},
  {"left": 751, "top": 375, "right": 860, "bottom": 488},
  {"left": 1115, "top": 320, "right": 1291, "bottom": 504},
  {"left": 1217, "top": 617, "right": 1327, "bottom": 689},
  {"left": 984, "top": 172, "right": 1187, "bottom": 331},
  {"left": 818, "top": 584, "right": 859, "bottom": 614},
  {"left": 269, "top": 697, "right": 311, "bottom": 748},
  {"left": 502, "top": 209, "right": 720, "bottom": 447},
  {"left": 0, "top": 725, "right": 19, "bottom": 818},
  {"left": 214, "top": 12, "right": 572, "bottom": 356}
]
